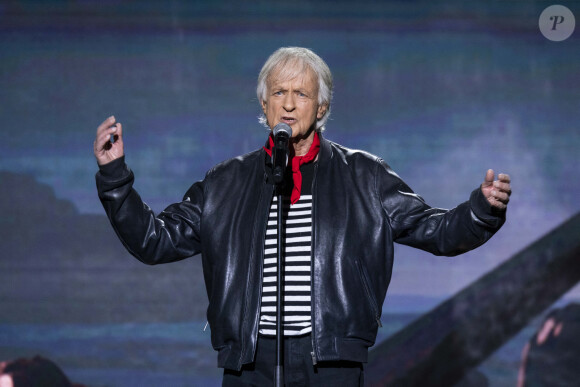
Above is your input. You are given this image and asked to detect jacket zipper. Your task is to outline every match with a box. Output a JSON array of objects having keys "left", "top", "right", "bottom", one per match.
[
  {"left": 355, "top": 259, "right": 383, "bottom": 328},
  {"left": 253, "top": 183, "right": 274, "bottom": 358},
  {"left": 310, "top": 162, "right": 318, "bottom": 365},
  {"left": 241, "top": 180, "right": 273, "bottom": 368}
]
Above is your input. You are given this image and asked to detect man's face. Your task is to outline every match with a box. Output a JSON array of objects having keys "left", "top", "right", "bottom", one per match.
[{"left": 261, "top": 65, "right": 327, "bottom": 139}]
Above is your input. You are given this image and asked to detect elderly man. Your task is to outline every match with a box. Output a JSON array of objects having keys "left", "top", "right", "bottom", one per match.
[{"left": 94, "top": 47, "right": 511, "bottom": 386}]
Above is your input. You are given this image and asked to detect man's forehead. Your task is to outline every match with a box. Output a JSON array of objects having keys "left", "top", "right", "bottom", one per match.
[{"left": 268, "top": 63, "right": 317, "bottom": 89}]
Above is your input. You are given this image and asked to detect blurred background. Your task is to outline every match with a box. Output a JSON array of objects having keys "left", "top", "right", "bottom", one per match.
[{"left": 1, "top": 0, "right": 579, "bottom": 385}]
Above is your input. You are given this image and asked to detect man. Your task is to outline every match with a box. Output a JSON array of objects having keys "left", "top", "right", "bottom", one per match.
[
  {"left": 94, "top": 47, "right": 511, "bottom": 386},
  {"left": 0, "top": 356, "right": 85, "bottom": 387},
  {"left": 518, "top": 303, "right": 580, "bottom": 386}
]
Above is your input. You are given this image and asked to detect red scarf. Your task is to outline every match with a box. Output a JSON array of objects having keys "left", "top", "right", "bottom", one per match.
[{"left": 263, "top": 131, "right": 320, "bottom": 204}]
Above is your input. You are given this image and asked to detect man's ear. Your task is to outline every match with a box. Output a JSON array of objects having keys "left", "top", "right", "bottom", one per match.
[
  {"left": 317, "top": 103, "right": 328, "bottom": 120},
  {"left": 261, "top": 99, "right": 267, "bottom": 114}
]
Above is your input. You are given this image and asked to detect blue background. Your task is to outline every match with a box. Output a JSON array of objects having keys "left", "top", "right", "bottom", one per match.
[{"left": 1, "top": 1, "right": 579, "bottom": 385}]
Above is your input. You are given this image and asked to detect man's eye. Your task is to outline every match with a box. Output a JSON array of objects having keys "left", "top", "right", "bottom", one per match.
[{"left": 274, "top": 91, "right": 283, "bottom": 96}]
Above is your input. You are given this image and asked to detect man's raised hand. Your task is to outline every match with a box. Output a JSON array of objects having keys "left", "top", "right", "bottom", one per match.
[
  {"left": 481, "top": 169, "right": 511, "bottom": 210},
  {"left": 94, "top": 116, "right": 124, "bottom": 166}
]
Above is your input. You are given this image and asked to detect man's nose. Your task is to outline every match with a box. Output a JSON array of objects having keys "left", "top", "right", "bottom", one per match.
[{"left": 283, "top": 93, "right": 295, "bottom": 111}]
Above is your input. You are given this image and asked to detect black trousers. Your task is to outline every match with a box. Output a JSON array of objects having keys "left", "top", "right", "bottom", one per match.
[{"left": 222, "top": 334, "right": 364, "bottom": 387}]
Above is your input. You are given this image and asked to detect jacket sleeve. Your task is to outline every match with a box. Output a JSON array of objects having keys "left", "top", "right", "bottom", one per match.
[
  {"left": 375, "top": 159, "right": 506, "bottom": 256},
  {"left": 95, "top": 156, "right": 203, "bottom": 264}
]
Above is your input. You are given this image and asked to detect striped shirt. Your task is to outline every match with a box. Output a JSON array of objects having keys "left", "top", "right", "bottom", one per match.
[{"left": 259, "top": 160, "right": 315, "bottom": 336}]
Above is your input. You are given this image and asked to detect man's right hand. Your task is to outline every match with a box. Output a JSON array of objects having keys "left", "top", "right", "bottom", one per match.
[{"left": 94, "top": 116, "right": 124, "bottom": 166}]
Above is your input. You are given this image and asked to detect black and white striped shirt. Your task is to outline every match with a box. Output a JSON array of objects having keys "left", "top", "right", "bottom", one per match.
[{"left": 259, "top": 162, "right": 315, "bottom": 336}]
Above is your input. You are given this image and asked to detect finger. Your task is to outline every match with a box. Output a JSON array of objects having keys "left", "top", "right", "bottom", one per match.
[
  {"left": 95, "top": 124, "right": 118, "bottom": 150},
  {"left": 498, "top": 173, "right": 511, "bottom": 183},
  {"left": 109, "top": 123, "right": 123, "bottom": 147},
  {"left": 97, "top": 115, "right": 116, "bottom": 136},
  {"left": 488, "top": 193, "right": 509, "bottom": 210},
  {"left": 491, "top": 190, "right": 510, "bottom": 204},
  {"left": 482, "top": 169, "right": 494, "bottom": 187},
  {"left": 493, "top": 180, "right": 512, "bottom": 193},
  {"left": 114, "top": 122, "right": 123, "bottom": 140},
  {"left": 95, "top": 117, "right": 118, "bottom": 150},
  {"left": 94, "top": 125, "right": 122, "bottom": 156}
]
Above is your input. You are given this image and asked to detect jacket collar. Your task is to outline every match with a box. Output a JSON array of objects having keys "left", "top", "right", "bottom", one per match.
[
  {"left": 261, "top": 130, "right": 332, "bottom": 184},
  {"left": 317, "top": 131, "right": 331, "bottom": 170}
]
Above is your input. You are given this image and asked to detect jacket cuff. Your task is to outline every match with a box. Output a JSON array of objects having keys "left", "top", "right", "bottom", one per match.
[
  {"left": 469, "top": 187, "right": 506, "bottom": 229},
  {"left": 97, "top": 156, "right": 129, "bottom": 180}
]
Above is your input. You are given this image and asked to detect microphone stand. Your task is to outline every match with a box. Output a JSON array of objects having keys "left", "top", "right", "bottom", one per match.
[
  {"left": 271, "top": 124, "right": 290, "bottom": 387},
  {"left": 275, "top": 184, "right": 284, "bottom": 387}
]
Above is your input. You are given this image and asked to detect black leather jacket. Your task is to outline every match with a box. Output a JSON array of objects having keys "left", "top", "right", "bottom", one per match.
[{"left": 96, "top": 134, "right": 505, "bottom": 371}]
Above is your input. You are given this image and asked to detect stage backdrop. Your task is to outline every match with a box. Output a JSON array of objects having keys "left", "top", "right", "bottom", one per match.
[{"left": 1, "top": 1, "right": 579, "bottom": 386}]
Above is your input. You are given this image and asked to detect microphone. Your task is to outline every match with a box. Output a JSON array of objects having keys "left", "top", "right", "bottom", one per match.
[{"left": 272, "top": 123, "right": 291, "bottom": 185}]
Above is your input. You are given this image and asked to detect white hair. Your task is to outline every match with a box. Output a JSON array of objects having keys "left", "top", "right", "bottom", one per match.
[{"left": 257, "top": 47, "right": 333, "bottom": 131}]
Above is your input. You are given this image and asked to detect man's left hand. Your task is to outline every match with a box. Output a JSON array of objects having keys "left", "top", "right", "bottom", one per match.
[{"left": 481, "top": 169, "right": 511, "bottom": 210}]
